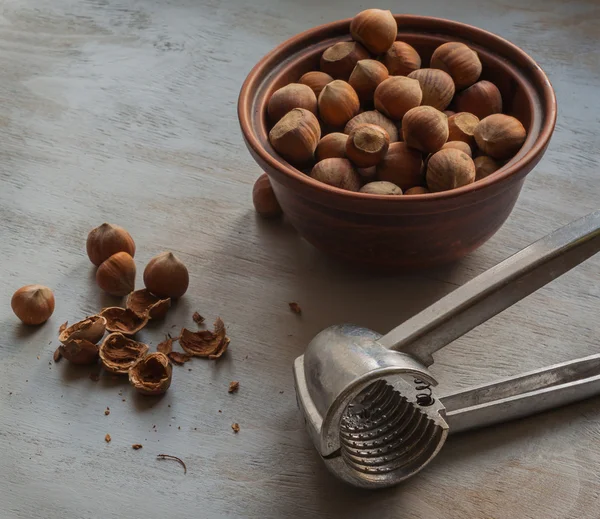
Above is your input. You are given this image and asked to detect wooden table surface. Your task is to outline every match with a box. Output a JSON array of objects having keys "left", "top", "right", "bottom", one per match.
[{"left": 1, "top": 0, "right": 599, "bottom": 517}]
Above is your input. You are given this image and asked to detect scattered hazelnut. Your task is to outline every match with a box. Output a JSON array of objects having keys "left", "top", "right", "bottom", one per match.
[
  {"left": 430, "top": 42, "right": 482, "bottom": 90},
  {"left": 100, "top": 307, "right": 149, "bottom": 335},
  {"left": 376, "top": 142, "right": 424, "bottom": 190},
  {"left": 318, "top": 80, "right": 360, "bottom": 127},
  {"left": 86, "top": 223, "right": 136, "bottom": 267},
  {"left": 348, "top": 59, "right": 389, "bottom": 103},
  {"left": 252, "top": 174, "right": 282, "bottom": 218},
  {"left": 402, "top": 106, "right": 449, "bottom": 154},
  {"left": 454, "top": 80, "right": 503, "bottom": 119},
  {"left": 441, "top": 141, "right": 472, "bottom": 157},
  {"left": 298, "top": 71, "right": 334, "bottom": 97},
  {"left": 59, "top": 339, "right": 99, "bottom": 365},
  {"left": 360, "top": 181, "right": 402, "bottom": 195},
  {"left": 320, "top": 41, "right": 370, "bottom": 80},
  {"left": 310, "top": 158, "right": 362, "bottom": 191},
  {"left": 426, "top": 148, "right": 476, "bottom": 192},
  {"left": 344, "top": 110, "right": 399, "bottom": 142},
  {"left": 96, "top": 252, "right": 136, "bottom": 297},
  {"left": 315, "top": 132, "right": 348, "bottom": 161},
  {"left": 129, "top": 352, "right": 172, "bottom": 396},
  {"left": 99, "top": 332, "right": 149, "bottom": 374},
  {"left": 374, "top": 76, "right": 422, "bottom": 120},
  {"left": 126, "top": 289, "right": 171, "bottom": 320},
  {"left": 11, "top": 285, "right": 55, "bottom": 325},
  {"left": 345, "top": 124, "right": 390, "bottom": 167},
  {"left": 474, "top": 114, "right": 527, "bottom": 159},
  {"left": 350, "top": 9, "right": 397, "bottom": 55},
  {"left": 474, "top": 155, "right": 501, "bottom": 180},
  {"left": 407, "top": 69, "right": 455, "bottom": 111},
  {"left": 59, "top": 315, "right": 106, "bottom": 345},
  {"left": 405, "top": 186, "right": 430, "bottom": 195},
  {"left": 383, "top": 41, "right": 421, "bottom": 76},
  {"left": 447, "top": 112, "right": 480, "bottom": 146},
  {"left": 269, "top": 108, "right": 321, "bottom": 165},
  {"left": 267, "top": 83, "right": 317, "bottom": 123},
  {"left": 143, "top": 252, "right": 189, "bottom": 299}
]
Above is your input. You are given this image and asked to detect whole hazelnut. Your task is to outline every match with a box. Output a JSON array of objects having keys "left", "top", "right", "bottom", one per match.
[
  {"left": 86, "top": 223, "right": 136, "bottom": 267},
  {"left": 383, "top": 41, "right": 421, "bottom": 76},
  {"left": 376, "top": 142, "right": 423, "bottom": 190},
  {"left": 374, "top": 76, "right": 422, "bottom": 120},
  {"left": 96, "top": 252, "right": 136, "bottom": 297},
  {"left": 360, "top": 181, "right": 402, "bottom": 195},
  {"left": 318, "top": 80, "right": 360, "bottom": 127},
  {"left": 344, "top": 110, "right": 399, "bottom": 142},
  {"left": 405, "top": 186, "right": 430, "bottom": 195},
  {"left": 426, "top": 148, "right": 476, "bottom": 192},
  {"left": 430, "top": 42, "right": 482, "bottom": 90},
  {"left": 402, "top": 106, "right": 449, "bottom": 153},
  {"left": 252, "top": 174, "right": 282, "bottom": 218},
  {"left": 320, "top": 41, "right": 370, "bottom": 80},
  {"left": 310, "top": 158, "right": 362, "bottom": 191},
  {"left": 407, "top": 68, "right": 455, "bottom": 111},
  {"left": 447, "top": 112, "right": 480, "bottom": 146},
  {"left": 315, "top": 132, "right": 348, "bottom": 161},
  {"left": 443, "top": 110, "right": 456, "bottom": 118},
  {"left": 454, "top": 80, "right": 503, "bottom": 119},
  {"left": 348, "top": 60, "right": 389, "bottom": 103},
  {"left": 350, "top": 9, "right": 397, "bottom": 55},
  {"left": 11, "top": 285, "right": 55, "bottom": 325},
  {"left": 144, "top": 251, "right": 189, "bottom": 299},
  {"left": 299, "top": 71, "right": 334, "bottom": 97},
  {"left": 442, "top": 141, "right": 472, "bottom": 156},
  {"left": 474, "top": 114, "right": 527, "bottom": 159},
  {"left": 269, "top": 108, "right": 321, "bottom": 165},
  {"left": 267, "top": 83, "right": 317, "bottom": 123},
  {"left": 474, "top": 155, "right": 501, "bottom": 180},
  {"left": 356, "top": 166, "right": 377, "bottom": 180},
  {"left": 345, "top": 124, "right": 390, "bottom": 168}
]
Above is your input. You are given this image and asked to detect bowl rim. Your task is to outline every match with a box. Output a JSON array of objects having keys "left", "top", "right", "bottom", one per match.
[{"left": 238, "top": 14, "right": 557, "bottom": 204}]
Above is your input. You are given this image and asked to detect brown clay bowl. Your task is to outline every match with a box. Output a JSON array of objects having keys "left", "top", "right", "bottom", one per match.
[{"left": 238, "top": 15, "right": 557, "bottom": 270}]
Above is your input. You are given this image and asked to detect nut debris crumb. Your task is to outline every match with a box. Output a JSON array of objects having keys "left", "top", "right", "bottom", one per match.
[
  {"left": 132, "top": 444, "right": 143, "bottom": 450},
  {"left": 105, "top": 434, "right": 111, "bottom": 443},
  {"left": 104, "top": 407, "right": 110, "bottom": 416},
  {"left": 231, "top": 423, "right": 240, "bottom": 433},
  {"left": 89, "top": 372, "right": 100, "bottom": 382},
  {"left": 228, "top": 381, "right": 239, "bottom": 394},
  {"left": 168, "top": 352, "right": 192, "bottom": 365},
  {"left": 288, "top": 302, "right": 302, "bottom": 314},
  {"left": 192, "top": 312, "right": 205, "bottom": 325},
  {"left": 58, "top": 322, "right": 68, "bottom": 335},
  {"left": 218, "top": 410, "right": 222, "bottom": 413},
  {"left": 53, "top": 348, "right": 62, "bottom": 362}
]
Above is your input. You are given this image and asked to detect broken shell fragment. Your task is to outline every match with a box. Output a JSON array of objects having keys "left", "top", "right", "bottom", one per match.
[
  {"left": 129, "top": 352, "right": 172, "bottom": 395},
  {"left": 59, "top": 339, "right": 100, "bottom": 365},
  {"left": 100, "top": 307, "right": 149, "bottom": 335},
  {"left": 180, "top": 317, "right": 230, "bottom": 359},
  {"left": 99, "top": 332, "right": 149, "bottom": 374},
  {"left": 59, "top": 315, "right": 106, "bottom": 345},
  {"left": 125, "top": 289, "right": 171, "bottom": 320}
]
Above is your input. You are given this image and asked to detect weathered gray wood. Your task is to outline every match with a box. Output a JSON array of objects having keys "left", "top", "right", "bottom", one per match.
[{"left": 0, "top": 0, "right": 599, "bottom": 517}]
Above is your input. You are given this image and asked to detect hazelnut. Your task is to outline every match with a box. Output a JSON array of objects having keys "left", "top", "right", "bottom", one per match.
[
  {"left": 345, "top": 124, "right": 390, "bottom": 167},
  {"left": 350, "top": 9, "right": 397, "bottom": 55},
  {"left": 143, "top": 251, "right": 189, "bottom": 299},
  {"left": 269, "top": 108, "right": 321, "bottom": 165},
  {"left": 299, "top": 71, "right": 334, "bottom": 97},
  {"left": 454, "top": 80, "right": 503, "bottom": 119},
  {"left": 376, "top": 142, "right": 424, "bottom": 190},
  {"left": 96, "top": 252, "right": 136, "bottom": 297},
  {"left": 126, "top": 289, "right": 171, "bottom": 320},
  {"left": 252, "top": 174, "right": 282, "bottom": 218},
  {"left": 402, "top": 106, "right": 449, "bottom": 153},
  {"left": 407, "top": 69, "right": 455, "bottom": 111},
  {"left": 359, "top": 181, "right": 402, "bottom": 195},
  {"left": 267, "top": 83, "right": 317, "bottom": 123},
  {"left": 318, "top": 80, "right": 360, "bottom": 127},
  {"left": 59, "top": 315, "right": 106, "bottom": 345},
  {"left": 348, "top": 60, "right": 389, "bottom": 103},
  {"left": 442, "top": 141, "right": 472, "bottom": 156},
  {"left": 86, "top": 223, "right": 136, "bottom": 267},
  {"left": 405, "top": 186, "right": 430, "bottom": 195},
  {"left": 474, "top": 155, "right": 501, "bottom": 180},
  {"left": 310, "top": 158, "right": 362, "bottom": 191},
  {"left": 11, "top": 285, "right": 55, "bottom": 325},
  {"left": 374, "top": 76, "right": 422, "bottom": 120},
  {"left": 315, "top": 132, "right": 348, "bottom": 161},
  {"left": 443, "top": 110, "right": 456, "bottom": 118},
  {"left": 344, "top": 110, "right": 399, "bottom": 142},
  {"left": 356, "top": 166, "right": 377, "bottom": 180},
  {"left": 447, "top": 112, "right": 480, "bottom": 146},
  {"left": 383, "top": 41, "right": 421, "bottom": 76},
  {"left": 129, "top": 352, "right": 172, "bottom": 396},
  {"left": 59, "top": 339, "right": 99, "bottom": 365},
  {"left": 430, "top": 42, "right": 482, "bottom": 90},
  {"left": 426, "top": 148, "right": 476, "bottom": 192},
  {"left": 474, "top": 114, "right": 527, "bottom": 159},
  {"left": 100, "top": 307, "right": 149, "bottom": 335},
  {"left": 99, "top": 332, "right": 149, "bottom": 374},
  {"left": 320, "top": 41, "right": 370, "bottom": 80}
]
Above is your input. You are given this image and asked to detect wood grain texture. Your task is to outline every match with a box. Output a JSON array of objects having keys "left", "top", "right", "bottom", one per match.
[{"left": 0, "top": 0, "right": 598, "bottom": 517}]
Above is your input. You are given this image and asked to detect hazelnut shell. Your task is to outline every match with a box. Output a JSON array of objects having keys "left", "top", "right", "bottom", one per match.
[
  {"left": 86, "top": 223, "right": 136, "bottom": 267},
  {"left": 267, "top": 83, "right": 317, "bottom": 123},
  {"left": 350, "top": 9, "right": 398, "bottom": 55},
  {"left": 180, "top": 317, "right": 229, "bottom": 359},
  {"left": 11, "top": 285, "right": 55, "bottom": 325},
  {"left": 310, "top": 158, "right": 362, "bottom": 192},
  {"left": 126, "top": 289, "right": 171, "bottom": 320},
  {"left": 59, "top": 315, "right": 106, "bottom": 345},
  {"left": 96, "top": 252, "right": 136, "bottom": 297},
  {"left": 99, "top": 332, "right": 149, "bottom": 374},
  {"left": 59, "top": 339, "right": 99, "bottom": 365},
  {"left": 100, "top": 307, "right": 149, "bottom": 335},
  {"left": 143, "top": 251, "right": 189, "bottom": 299},
  {"left": 129, "top": 352, "right": 172, "bottom": 396},
  {"left": 269, "top": 108, "right": 321, "bottom": 165}
]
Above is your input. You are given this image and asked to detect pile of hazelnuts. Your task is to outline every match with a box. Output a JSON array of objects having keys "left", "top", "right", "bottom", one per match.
[{"left": 260, "top": 8, "right": 527, "bottom": 202}]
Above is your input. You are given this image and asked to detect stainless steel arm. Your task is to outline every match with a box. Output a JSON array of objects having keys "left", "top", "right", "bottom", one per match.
[{"left": 378, "top": 210, "right": 600, "bottom": 366}]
